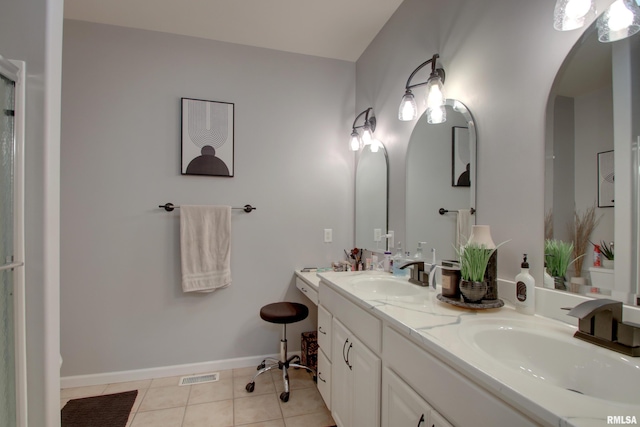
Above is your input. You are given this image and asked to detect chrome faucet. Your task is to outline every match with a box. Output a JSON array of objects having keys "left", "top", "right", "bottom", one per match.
[{"left": 567, "top": 299, "right": 640, "bottom": 357}]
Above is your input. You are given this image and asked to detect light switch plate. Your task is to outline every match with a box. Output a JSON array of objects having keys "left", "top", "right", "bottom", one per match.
[{"left": 324, "top": 228, "right": 332, "bottom": 243}]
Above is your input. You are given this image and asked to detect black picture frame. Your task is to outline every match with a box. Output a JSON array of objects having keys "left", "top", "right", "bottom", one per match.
[
  {"left": 181, "top": 97, "right": 234, "bottom": 177},
  {"left": 597, "top": 149, "right": 614, "bottom": 208},
  {"left": 452, "top": 126, "right": 470, "bottom": 187}
]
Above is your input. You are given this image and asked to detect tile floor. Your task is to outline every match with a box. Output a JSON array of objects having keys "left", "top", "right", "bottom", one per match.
[{"left": 60, "top": 365, "right": 335, "bottom": 427}]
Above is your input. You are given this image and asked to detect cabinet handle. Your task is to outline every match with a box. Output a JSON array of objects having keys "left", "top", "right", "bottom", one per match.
[
  {"left": 345, "top": 342, "right": 353, "bottom": 370},
  {"left": 318, "top": 372, "right": 326, "bottom": 383},
  {"left": 318, "top": 326, "right": 326, "bottom": 335},
  {"left": 301, "top": 287, "right": 307, "bottom": 293},
  {"left": 417, "top": 414, "right": 424, "bottom": 427},
  {"left": 342, "top": 338, "right": 350, "bottom": 364}
]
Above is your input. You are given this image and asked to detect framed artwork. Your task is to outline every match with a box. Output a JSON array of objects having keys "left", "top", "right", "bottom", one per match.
[
  {"left": 181, "top": 98, "right": 234, "bottom": 177},
  {"left": 452, "top": 126, "right": 470, "bottom": 187},
  {"left": 598, "top": 150, "right": 614, "bottom": 207}
]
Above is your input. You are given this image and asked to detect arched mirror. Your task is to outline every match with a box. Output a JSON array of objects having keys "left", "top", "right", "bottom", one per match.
[
  {"left": 355, "top": 143, "right": 389, "bottom": 251},
  {"left": 545, "top": 19, "right": 639, "bottom": 304},
  {"left": 406, "top": 99, "right": 476, "bottom": 261}
]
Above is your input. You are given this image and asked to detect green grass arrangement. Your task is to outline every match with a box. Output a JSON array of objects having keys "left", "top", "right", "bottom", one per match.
[
  {"left": 545, "top": 239, "right": 583, "bottom": 278},
  {"left": 456, "top": 242, "right": 496, "bottom": 282},
  {"left": 599, "top": 240, "right": 614, "bottom": 260}
]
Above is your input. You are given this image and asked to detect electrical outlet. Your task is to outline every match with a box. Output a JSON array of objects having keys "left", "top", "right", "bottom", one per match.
[
  {"left": 374, "top": 228, "right": 382, "bottom": 242},
  {"left": 324, "top": 228, "right": 333, "bottom": 243}
]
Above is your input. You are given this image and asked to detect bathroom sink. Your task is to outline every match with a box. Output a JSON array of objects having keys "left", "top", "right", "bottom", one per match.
[
  {"left": 460, "top": 320, "right": 640, "bottom": 405},
  {"left": 348, "top": 276, "right": 422, "bottom": 298}
]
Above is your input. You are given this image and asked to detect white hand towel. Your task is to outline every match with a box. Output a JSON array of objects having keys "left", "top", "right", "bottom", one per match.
[
  {"left": 180, "top": 205, "right": 231, "bottom": 293},
  {"left": 456, "top": 209, "right": 472, "bottom": 251}
]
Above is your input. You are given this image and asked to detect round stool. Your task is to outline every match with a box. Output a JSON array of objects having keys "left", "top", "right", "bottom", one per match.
[{"left": 245, "top": 302, "right": 315, "bottom": 402}]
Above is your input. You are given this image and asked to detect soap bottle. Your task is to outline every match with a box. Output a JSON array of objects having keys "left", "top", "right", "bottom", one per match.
[
  {"left": 515, "top": 254, "right": 535, "bottom": 315},
  {"left": 383, "top": 251, "right": 392, "bottom": 272},
  {"left": 543, "top": 262, "right": 554, "bottom": 289},
  {"left": 392, "top": 242, "right": 408, "bottom": 276},
  {"left": 413, "top": 242, "right": 426, "bottom": 261}
]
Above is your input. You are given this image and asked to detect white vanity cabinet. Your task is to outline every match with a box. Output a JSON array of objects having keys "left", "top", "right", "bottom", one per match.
[
  {"left": 384, "top": 326, "right": 538, "bottom": 427},
  {"left": 331, "top": 318, "right": 381, "bottom": 427},
  {"left": 316, "top": 304, "right": 332, "bottom": 408},
  {"left": 318, "top": 280, "right": 382, "bottom": 427},
  {"left": 382, "top": 367, "right": 452, "bottom": 427}
]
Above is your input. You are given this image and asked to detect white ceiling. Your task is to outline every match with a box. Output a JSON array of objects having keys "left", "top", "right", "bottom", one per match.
[{"left": 63, "top": 0, "right": 405, "bottom": 62}]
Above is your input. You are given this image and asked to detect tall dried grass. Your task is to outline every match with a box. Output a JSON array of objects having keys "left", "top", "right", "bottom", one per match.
[{"left": 567, "top": 204, "right": 601, "bottom": 277}]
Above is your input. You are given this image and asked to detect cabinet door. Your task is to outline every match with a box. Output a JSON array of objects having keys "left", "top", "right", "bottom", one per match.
[
  {"left": 382, "top": 367, "right": 430, "bottom": 427},
  {"left": 318, "top": 304, "right": 332, "bottom": 359},
  {"left": 331, "top": 319, "right": 353, "bottom": 427},
  {"left": 351, "top": 335, "right": 381, "bottom": 427},
  {"left": 317, "top": 348, "right": 331, "bottom": 409}
]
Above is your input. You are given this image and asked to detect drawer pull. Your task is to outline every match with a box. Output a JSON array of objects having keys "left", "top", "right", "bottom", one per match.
[
  {"left": 346, "top": 342, "right": 353, "bottom": 370},
  {"left": 301, "top": 287, "right": 307, "bottom": 293},
  {"left": 342, "top": 338, "right": 350, "bottom": 364},
  {"left": 318, "top": 326, "right": 326, "bottom": 335},
  {"left": 318, "top": 373, "right": 326, "bottom": 383},
  {"left": 417, "top": 414, "right": 424, "bottom": 427}
]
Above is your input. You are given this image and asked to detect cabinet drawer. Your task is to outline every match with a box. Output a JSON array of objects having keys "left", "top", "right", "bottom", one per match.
[
  {"left": 296, "top": 277, "right": 318, "bottom": 305},
  {"left": 384, "top": 326, "right": 538, "bottom": 427},
  {"left": 317, "top": 348, "right": 331, "bottom": 409},
  {"left": 320, "top": 282, "right": 381, "bottom": 354},
  {"left": 318, "top": 304, "right": 332, "bottom": 359}
]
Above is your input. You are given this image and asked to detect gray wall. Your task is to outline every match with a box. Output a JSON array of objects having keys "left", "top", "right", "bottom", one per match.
[
  {"left": 355, "top": 0, "right": 617, "bottom": 284},
  {"left": 0, "top": 0, "right": 62, "bottom": 425},
  {"left": 61, "top": 21, "right": 355, "bottom": 376}
]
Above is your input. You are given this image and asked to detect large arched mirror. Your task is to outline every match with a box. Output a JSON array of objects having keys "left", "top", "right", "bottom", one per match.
[
  {"left": 406, "top": 99, "right": 476, "bottom": 261},
  {"left": 545, "top": 20, "right": 639, "bottom": 304},
  {"left": 355, "top": 144, "right": 389, "bottom": 251}
]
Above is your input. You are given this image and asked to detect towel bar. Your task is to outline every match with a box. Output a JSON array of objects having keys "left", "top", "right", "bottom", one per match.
[
  {"left": 439, "top": 207, "right": 476, "bottom": 215},
  {"left": 159, "top": 202, "right": 256, "bottom": 213}
]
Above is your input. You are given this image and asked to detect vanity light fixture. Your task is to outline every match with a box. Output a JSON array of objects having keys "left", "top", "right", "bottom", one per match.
[
  {"left": 553, "top": 0, "right": 596, "bottom": 31},
  {"left": 349, "top": 107, "right": 376, "bottom": 152},
  {"left": 597, "top": 0, "right": 640, "bottom": 42},
  {"left": 398, "top": 54, "right": 446, "bottom": 124}
]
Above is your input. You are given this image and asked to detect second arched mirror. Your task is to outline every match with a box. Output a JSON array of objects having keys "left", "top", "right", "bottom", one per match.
[
  {"left": 355, "top": 143, "right": 389, "bottom": 251},
  {"left": 406, "top": 99, "right": 477, "bottom": 261}
]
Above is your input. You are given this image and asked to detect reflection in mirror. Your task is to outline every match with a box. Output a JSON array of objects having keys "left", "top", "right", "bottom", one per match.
[
  {"left": 355, "top": 143, "right": 388, "bottom": 251},
  {"left": 545, "top": 20, "right": 639, "bottom": 304},
  {"left": 406, "top": 99, "right": 476, "bottom": 262}
]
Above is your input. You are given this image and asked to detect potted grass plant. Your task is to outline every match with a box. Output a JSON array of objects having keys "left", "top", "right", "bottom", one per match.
[
  {"left": 544, "top": 239, "right": 584, "bottom": 291},
  {"left": 456, "top": 242, "right": 497, "bottom": 303},
  {"left": 598, "top": 240, "right": 614, "bottom": 269}
]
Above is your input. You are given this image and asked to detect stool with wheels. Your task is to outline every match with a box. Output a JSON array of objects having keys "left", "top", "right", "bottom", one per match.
[{"left": 245, "top": 302, "right": 316, "bottom": 402}]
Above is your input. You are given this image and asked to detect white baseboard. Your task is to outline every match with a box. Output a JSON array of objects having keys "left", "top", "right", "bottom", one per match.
[{"left": 60, "top": 351, "right": 300, "bottom": 389}]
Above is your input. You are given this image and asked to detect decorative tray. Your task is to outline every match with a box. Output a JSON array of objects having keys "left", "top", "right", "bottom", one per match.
[{"left": 436, "top": 293, "right": 504, "bottom": 310}]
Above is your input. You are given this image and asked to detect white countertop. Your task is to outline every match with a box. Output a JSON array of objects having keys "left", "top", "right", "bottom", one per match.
[{"left": 317, "top": 270, "right": 640, "bottom": 427}]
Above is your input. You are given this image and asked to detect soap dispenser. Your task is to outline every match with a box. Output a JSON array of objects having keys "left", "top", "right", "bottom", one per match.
[
  {"left": 392, "top": 242, "right": 408, "bottom": 277},
  {"left": 515, "top": 254, "right": 535, "bottom": 315},
  {"left": 414, "top": 242, "right": 426, "bottom": 261}
]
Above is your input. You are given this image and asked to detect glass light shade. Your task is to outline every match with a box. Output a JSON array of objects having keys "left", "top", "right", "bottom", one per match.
[
  {"left": 349, "top": 132, "right": 361, "bottom": 152},
  {"left": 426, "top": 105, "right": 446, "bottom": 124},
  {"left": 369, "top": 139, "right": 381, "bottom": 153},
  {"left": 553, "top": 0, "right": 596, "bottom": 31},
  {"left": 425, "top": 75, "right": 445, "bottom": 110},
  {"left": 398, "top": 91, "right": 418, "bottom": 121},
  {"left": 361, "top": 126, "right": 373, "bottom": 146},
  {"left": 597, "top": 0, "right": 640, "bottom": 42}
]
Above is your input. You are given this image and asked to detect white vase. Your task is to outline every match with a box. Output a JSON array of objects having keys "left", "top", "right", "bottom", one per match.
[
  {"left": 602, "top": 259, "right": 614, "bottom": 269},
  {"left": 467, "top": 225, "right": 496, "bottom": 248}
]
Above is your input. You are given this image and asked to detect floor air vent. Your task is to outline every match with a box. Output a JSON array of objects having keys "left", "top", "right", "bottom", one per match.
[{"left": 179, "top": 372, "right": 220, "bottom": 386}]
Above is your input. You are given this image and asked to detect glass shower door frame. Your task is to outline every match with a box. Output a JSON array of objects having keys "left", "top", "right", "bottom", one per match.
[{"left": 0, "top": 55, "right": 26, "bottom": 427}]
